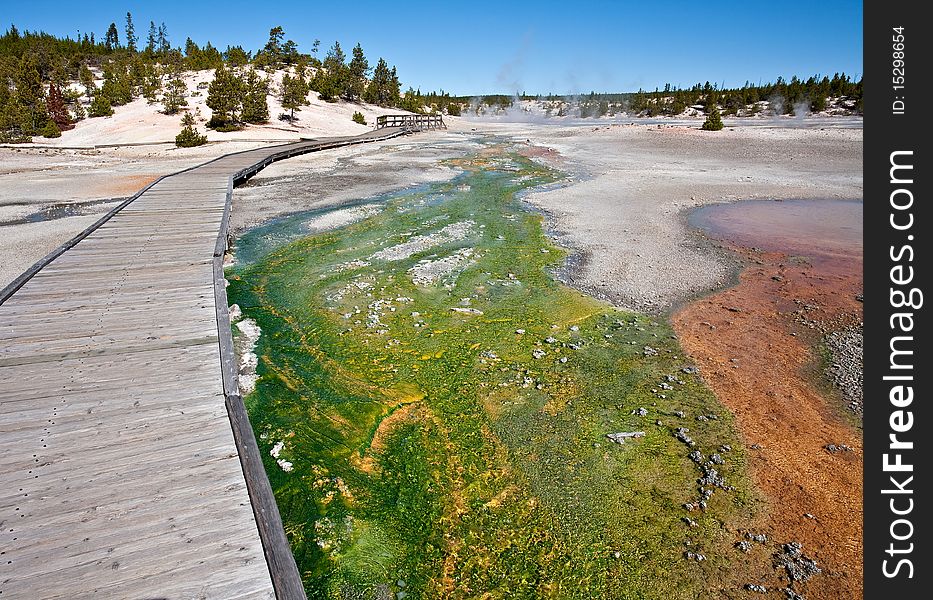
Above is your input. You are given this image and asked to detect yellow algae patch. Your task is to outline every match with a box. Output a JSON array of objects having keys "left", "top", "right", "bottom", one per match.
[
  {"left": 542, "top": 379, "right": 581, "bottom": 416},
  {"left": 484, "top": 484, "right": 519, "bottom": 510},
  {"left": 353, "top": 402, "right": 424, "bottom": 474},
  {"left": 479, "top": 388, "right": 515, "bottom": 420},
  {"left": 380, "top": 382, "right": 425, "bottom": 405}
]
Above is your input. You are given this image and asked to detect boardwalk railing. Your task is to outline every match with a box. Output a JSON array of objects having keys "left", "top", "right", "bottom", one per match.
[{"left": 376, "top": 114, "right": 446, "bottom": 130}]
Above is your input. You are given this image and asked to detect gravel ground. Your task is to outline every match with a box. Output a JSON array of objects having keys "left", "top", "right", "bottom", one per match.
[
  {"left": 230, "top": 132, "right": 474, "bottom": 234},
  {"left": 471, "top": 122, "right": 863, "bottom": 314}
]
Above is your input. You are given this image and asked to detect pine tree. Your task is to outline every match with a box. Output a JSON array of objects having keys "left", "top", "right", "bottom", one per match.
[
  {"left": 162, "top": 71, "right": 188, "bottom": 114},
  {"left": 46, "top": 82, "right": 72, "bottom": 130},
  {"left": 147, "top": 21, "right": 157, "bottom": 54},
  {"left": 88, "top": 94, "right": 114, "bottom": 117},
  {"left": 810, "top": 94, "right": 827, "bottom": 113},
  {"left": 279, "top": 72, "right": 308, "bottom": 121},
  {"left": 100, "top": 66, "right": 133, "bottom": 106},
  {"left": 206, "top": 65, "right": 244, "bottom": 129},
  {"left": 105, "top": 23, "right": 119, "bottom": 51},
  {"left": 14, "top": 55, "right": 48, "bottom": 135},
  {"left": 63, "top": 88, "right": 86, "bottom": 121},
  {"left": 262, "top": 26, "right": 285, "bottom": 65},
  {"left": 345, "top": 43, "right": 369, "bottom": 102},
  {"left": 157, "top": 23, "right": 169, "bottom": 54},
  {"left": 387, "top": 66, "right": 401, "bottom": 107},
  {"left": 282, "top": 39, "right": 299, "bottom": 65},
  {"left": 175, "top": 111, "right": 207, "bottom": 147},
  {"left": 125, "top": 12, "right": 137, "bottom": 52},
  {"left": 399, "top": 87, "right": 423, "bottom": 113},
  {"left": 79, "top": 65, "right": 96, "bottom": 99},
  {"left": 224, "top": 45, "right": 250, "bottom": 67},
  {"left": 364, "top": 58, "right": 391, "bottom": 106},
  {"left": 240, "top": 68, "right": 269, "bottom": 123},
  {"left": 142, "top": 64, "right": 163, "bottom": 103},
  {"left": 701, "top": 105, "right": 724, "bottom": 131},
  {"left": 40, "top": 119, "right": 61, "bottom": 138},
  {"left": 316, "top": 41, "right": 347, "bottom": 102}
]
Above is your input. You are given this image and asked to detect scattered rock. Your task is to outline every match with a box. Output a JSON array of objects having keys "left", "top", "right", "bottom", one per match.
[
  {"left": 532, "top": 349, "right": 546, "bottom": 359},
  {"left": 824, "top": 326, "right": 864, "bottom": 416},
  {"left": 745, "top": 584, "right": 768, "bottom": 592},
  {"left": 698, "top": 465, "right": 726, "bottom": 489},
  {"left": 681, "top": 366, "right": 700, "bottom": 374},
  {"left": 607, "top": 431, "right": 645, "bottom": 444},
  {"left": 824, "top": 443, "right": 854, "bottom": 453},
  {"left": 735, "top": 541, "right": 752, "bottom": 553},
  {"left": 775, "top": 542, "right": 821, "bottom": 583},
  {"left": 632, "top": 407, "right": 648, "bottom": 416},
  {"left": 684, "top": 551, "right": 706, "bottom": 562},
  {"left": 674, "top": 427, "right": 696, "bottom": 447},
  {"left": 746, "top": 533, "right": 768, "bottom": 543}
]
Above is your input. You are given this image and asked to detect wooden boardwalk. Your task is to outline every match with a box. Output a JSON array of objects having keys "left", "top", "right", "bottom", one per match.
[{"left": 0, "top": 127, "right": 408, "bottom": 599}]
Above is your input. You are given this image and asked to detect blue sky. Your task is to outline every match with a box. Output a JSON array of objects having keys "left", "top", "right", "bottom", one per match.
[{"left": 7, "top": 1, "right": 863, "bottom": 95}]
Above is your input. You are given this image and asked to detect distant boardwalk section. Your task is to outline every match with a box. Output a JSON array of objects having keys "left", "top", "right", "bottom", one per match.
[{"left": 0, "top": 127, "right": 408, "bottom": 599}]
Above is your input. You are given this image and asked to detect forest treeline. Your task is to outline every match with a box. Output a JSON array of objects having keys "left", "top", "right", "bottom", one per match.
[
  {"left": 458, "top": 74, "right": 863, "bottom": 118},
  {"left": 0, "top": 17, "right": 425, "bottom": 142}
]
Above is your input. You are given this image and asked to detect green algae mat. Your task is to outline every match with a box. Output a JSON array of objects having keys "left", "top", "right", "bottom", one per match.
[{"left": 227, "top": 143, "right": 755, "bottom": 599}]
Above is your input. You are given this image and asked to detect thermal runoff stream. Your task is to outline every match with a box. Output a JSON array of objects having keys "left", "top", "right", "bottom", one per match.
[{"left": 226, "top": 143, "right": 756, "bottom": 598}]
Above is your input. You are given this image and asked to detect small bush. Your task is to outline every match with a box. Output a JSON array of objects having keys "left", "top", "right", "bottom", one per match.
[
  {"left": 207, "top": 115, "right": 240, "bottom": 131},
  {"left": 88, "top": 94, "right": 114, "bottom": 117},
  {"left": 447, "top": 103, "right": 461, "bottom": 116},
  {"left": 40, "top": 120, "right": 62, "bottom": 138},
  {"left": 352, "top": 111, "right": 366, "bottom": 125},
  {"left": 701, "top": 106, "right": 724, "bottom": 131},
  {"left": 175, "top": 112, "right": 208, "bottom": 147}
]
